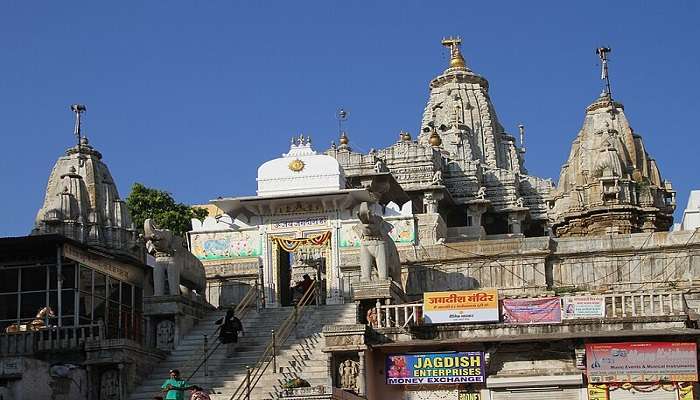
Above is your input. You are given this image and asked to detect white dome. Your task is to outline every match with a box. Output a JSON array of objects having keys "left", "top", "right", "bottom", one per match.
[{"left": 257, "top": 137, "right": 346, "bottom": 196}]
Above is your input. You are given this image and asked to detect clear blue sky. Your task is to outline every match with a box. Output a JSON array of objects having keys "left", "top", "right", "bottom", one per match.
[{"left": 1, "top": 1, "right": 698, "bottom": 236}]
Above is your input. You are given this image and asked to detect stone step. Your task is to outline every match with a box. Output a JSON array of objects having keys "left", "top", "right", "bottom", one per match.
[{"left": 129, "top": 304, "right": 355, "bottom": 400}]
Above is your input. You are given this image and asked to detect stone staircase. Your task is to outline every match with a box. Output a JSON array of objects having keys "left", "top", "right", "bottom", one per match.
[
  {"left": 128, "top": 303, "right": 357, "bottom": 400},
  {"left": 127, "top": 306, "right": 292, "bottom": 400},
  {"left": 233, "top": 304, "right": 357, "bottom": 400}
]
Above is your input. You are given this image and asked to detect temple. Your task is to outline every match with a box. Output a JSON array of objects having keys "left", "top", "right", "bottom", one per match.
[
  {"left": 548, "top": 92, "right": 676, "bottom": 236},
  {"left": 32, "top": 106, "right": 142, "bottom": 259},
  {"left": 327, "top": 37, "right": 552, "bottom": 239},
  {"left": 1, "top": 41, "right": 699, "bottom": 400}
]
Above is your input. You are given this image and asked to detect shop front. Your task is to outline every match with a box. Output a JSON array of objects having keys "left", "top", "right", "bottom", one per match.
[
  {"left": 585, "top": 342, "right": 698, "bottom": 400},
  {"left": 487, "top": 375, "right": 584, "bottom": 400}
]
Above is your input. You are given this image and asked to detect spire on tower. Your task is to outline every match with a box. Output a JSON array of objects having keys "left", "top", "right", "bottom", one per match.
[
  {"left": 596, "top": 47, "right": 613, "bottom": 98},
  {"left": 70, "top": 104, "right": 87, "bottom": 147},
  {"left": 441, "top": 36, "right": 467, "bottom": 70}
]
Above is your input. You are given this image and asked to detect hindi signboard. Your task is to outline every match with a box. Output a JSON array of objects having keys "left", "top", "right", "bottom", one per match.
[
  {"left": 501, "top": 297, "right": 562, "bottom": 324},
  {"left": 386, "top": 352, "right": 485, "bottom": 385},
  {"left": 562, "top": 295, "right": 605, "bottom": 319},
  {"left": 586, "top": 342, "right": 698, "bottom": 383},
  {"left": 423, "top": 289, "right": 499, "bottom": 324}
]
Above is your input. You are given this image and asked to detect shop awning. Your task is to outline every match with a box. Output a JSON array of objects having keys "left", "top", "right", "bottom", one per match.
[{"left": 487, "top": 374, "right": 583, "bottom": 388}]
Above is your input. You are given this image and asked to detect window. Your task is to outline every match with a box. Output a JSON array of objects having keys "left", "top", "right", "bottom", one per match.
[
  {"left": 108, "top": 278, "right": 120, "bottom": 303},
  {"left": 20, "top": 292, "right": 47, "bottom": 320},
  {"left": 78, "top": 291, "right": 92, "bottom": 325},
  {"left": 21, "top": 266, "right": 47, "bottom": 291},
  {"left": 61, "top": 290, "right": 75, "bottom": 326},
  {"left": 0, "top": 293, "right": 18, "bottom": 321},
  {"left": 94, "top": 272, "right": 107, "bottom": 299},
  {"left": 78, "top": 266, "right": 92, "bottom": 293},
  {"left": 134, "top": 287, "right": 143, "bottom": 311},
  {"left": 0, "top": 269, "right": 18, "bottom": 293},
  {"left": 50, "top": 264, "right": 76, "bottom": 289}
]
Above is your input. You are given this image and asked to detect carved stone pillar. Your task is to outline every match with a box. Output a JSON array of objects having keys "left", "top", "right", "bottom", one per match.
[
  {"left": 357, "top": 351, "right": 367, "bottom": 396},
  {"left": 423, "top": 191, "right": 442, "bottom": 214},
  {"left": 507, "top": 208, "right": 529, "bottom": 235},
  {"left": 466, "top": 200, "right": 489, "bottom": 229}
]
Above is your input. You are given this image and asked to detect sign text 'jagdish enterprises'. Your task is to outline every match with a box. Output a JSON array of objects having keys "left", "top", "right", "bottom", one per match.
[
  {"left": 386, "top": 352, "right": 485, "bottom": 385},
  {"left": 423, "top": 289, "right": 499, "bottom": 324}
]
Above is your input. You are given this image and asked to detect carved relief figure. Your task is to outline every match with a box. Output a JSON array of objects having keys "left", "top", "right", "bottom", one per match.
[
  {"left": 353, "top": 202, "right": 401, "bottom": 283},
  {"left": 431, "top": 170, "right": 443, "bottom": 185},
  {"left": 366, "top": 307, "right": 378, "bottom": 328},
  {"left": 476, "top": 186, "right": 487, "bottom": 200},
  {"left": 338, "top": 359, "right": 359, "bottom": 393},
  {"left": 144, "top": 219, "right": 206, "bottom": 296},
  {"left": 99, "top": 369, "right": 120, "bottom": 400},
  {"left": 156, "top": 320, "right": 176, "bottom": 351}
]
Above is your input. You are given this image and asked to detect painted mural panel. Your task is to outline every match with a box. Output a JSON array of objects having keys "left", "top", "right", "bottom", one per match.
[
  {"left": 190, "top": 230, "right": 262, "bottom": 260},
  {"left": 339, "top": 218, "right": 415, "bottom": 248}
]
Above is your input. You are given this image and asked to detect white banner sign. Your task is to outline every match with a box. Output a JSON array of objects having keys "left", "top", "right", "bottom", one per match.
[{"left": 562, "top": 295, "right": 605, "bottom": 319}]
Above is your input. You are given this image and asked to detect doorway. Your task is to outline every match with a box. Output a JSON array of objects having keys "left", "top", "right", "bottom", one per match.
[{"left": 277, "top": 245, "right": 293, "bottom": 306}]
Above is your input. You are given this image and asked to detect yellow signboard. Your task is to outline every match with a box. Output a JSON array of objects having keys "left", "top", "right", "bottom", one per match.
[
  {"left": 679, "top": 382, "right": 694, "bottom": 400},
  {"left": 587, "top": 384, "right": 608, "bottom": 400},
  {"left": 423, "top": 289, "right": 499, "bottom": 324},
  {"left": 458, "top": 392, "right": 480, "bottom": 400}
]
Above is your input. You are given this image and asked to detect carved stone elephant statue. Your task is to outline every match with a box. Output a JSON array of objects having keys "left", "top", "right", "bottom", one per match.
[
  {"left": 144, "top": 218, "right": 206, "bottom": 296},
  {"left": 353, "top": 202, "right": 402, "bottom": 283}
]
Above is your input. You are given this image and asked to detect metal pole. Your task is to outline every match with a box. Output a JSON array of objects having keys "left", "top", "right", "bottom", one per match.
[
  {"left": 245, "top": 365, "right": 251, "bottom": 400},
  {"left": 56, "top": 245, "right": 63, "bottom": 328},
  {"left": 271, "top": 329, "right": 276, "bottom": 372},
  {"left": 203, "top": 334, "right": 208, "bottom": 377},
  {"left": 255, "top": 278, "right": 261, "bottom": 312}
]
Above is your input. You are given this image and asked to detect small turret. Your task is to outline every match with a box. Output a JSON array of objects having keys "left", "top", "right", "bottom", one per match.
[
  {"left": 32, "top": 104, "right": 142, "bottom": 260},
  {"left": 549, "top": 49, "right": 675, "bottom": 237}
]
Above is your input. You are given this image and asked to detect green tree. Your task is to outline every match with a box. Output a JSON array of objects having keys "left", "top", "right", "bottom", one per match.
[{"left": 126, "top": 183, "right": 208, "bottom": 236}]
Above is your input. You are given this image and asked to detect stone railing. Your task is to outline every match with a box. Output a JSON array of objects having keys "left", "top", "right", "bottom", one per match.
[
  {"left": 373, "top": 290, "right": 689, "bottom": 329},
  {"left": 603, "top": 290, "right": 686, "bottom": 317},
  {"left": 280, "top": 386, "right": 367, "bottom": 399},
  {"left": 0, "top": 323, "right": 104, "bottom": 356},
  {"left": 375, "top": 303, "right": 422, "bottom": 329}
]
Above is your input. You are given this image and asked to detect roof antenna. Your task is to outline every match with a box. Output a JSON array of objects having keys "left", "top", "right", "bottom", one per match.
[{"left": 596, "top": 47, "right": 613, "bottom": 99}]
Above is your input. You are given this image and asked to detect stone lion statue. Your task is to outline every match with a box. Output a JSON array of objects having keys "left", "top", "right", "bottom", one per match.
[
  {"left": 144, "top": 218, "right": 206, "bottom": 296},
  {"left": 353, "top": 202, "right": 401, "bottom": 283}
]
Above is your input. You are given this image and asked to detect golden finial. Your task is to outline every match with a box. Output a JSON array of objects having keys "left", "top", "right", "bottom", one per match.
[
  {"left": 441, "top": 36, "right": 466, "bottom": 70},
  {"left": 428, "top": 129, "right": 443, "bottom": 147},
  {"left": 339, "top": 132, "right": 349, "bottom": 145},
  {"left": 399, "top": 130, "right": 412, "bottom": 142}
]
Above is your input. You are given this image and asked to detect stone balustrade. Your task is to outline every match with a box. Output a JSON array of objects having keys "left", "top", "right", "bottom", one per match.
[
  {"left": 374, "top": 290, "right": 690, "bottom": 330},
  {"left": 0, "top": 323, "right": 104, "bottom": 356}
]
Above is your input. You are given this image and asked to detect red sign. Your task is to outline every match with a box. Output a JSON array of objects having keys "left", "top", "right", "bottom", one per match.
[
  {"left": 501, "top": 297, "right": 561, "bottom": 324},
  {"left": 586, "top": 342, "right": 698, "bottom": 383}
]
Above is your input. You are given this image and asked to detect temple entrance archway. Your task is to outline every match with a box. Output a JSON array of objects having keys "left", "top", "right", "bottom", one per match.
[{"left": 270, "top": 231, "right": 332, "bottom": 307}]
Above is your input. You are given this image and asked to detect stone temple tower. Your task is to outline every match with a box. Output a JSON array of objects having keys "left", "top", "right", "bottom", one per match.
[
  {"left": 548, "top": 51, "right": 676, "bottom": 237},
  {"left": 417, "top": 38, "right": 553, "bottom": 236},
  {"left": 327, "top": 38, "right": 552, "bottom": 237},
  {"left": 32, "top": 105, "right": 142, "bottom": 260}
]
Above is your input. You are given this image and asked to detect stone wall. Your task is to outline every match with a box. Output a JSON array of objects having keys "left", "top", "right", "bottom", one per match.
[
  {"left": 338, "top": 229, "right": 700, "bottom": 298},
  {"left": 551, "top": 229, "right": 700, "bottom": 291},
  {"left": 0, "top": 357, "right": 88, "bottom": 400}
]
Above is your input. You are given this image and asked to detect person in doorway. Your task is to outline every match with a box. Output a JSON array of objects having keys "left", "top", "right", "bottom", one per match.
[
  {"left": 160, "top": 369, "right": 195, "bottom": 400},
  {"left": 293, "top": 274, "right": 315, "bottom": 304},
  {"left": 215, "top": 309, "right": 243, "bottom": 357}
]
